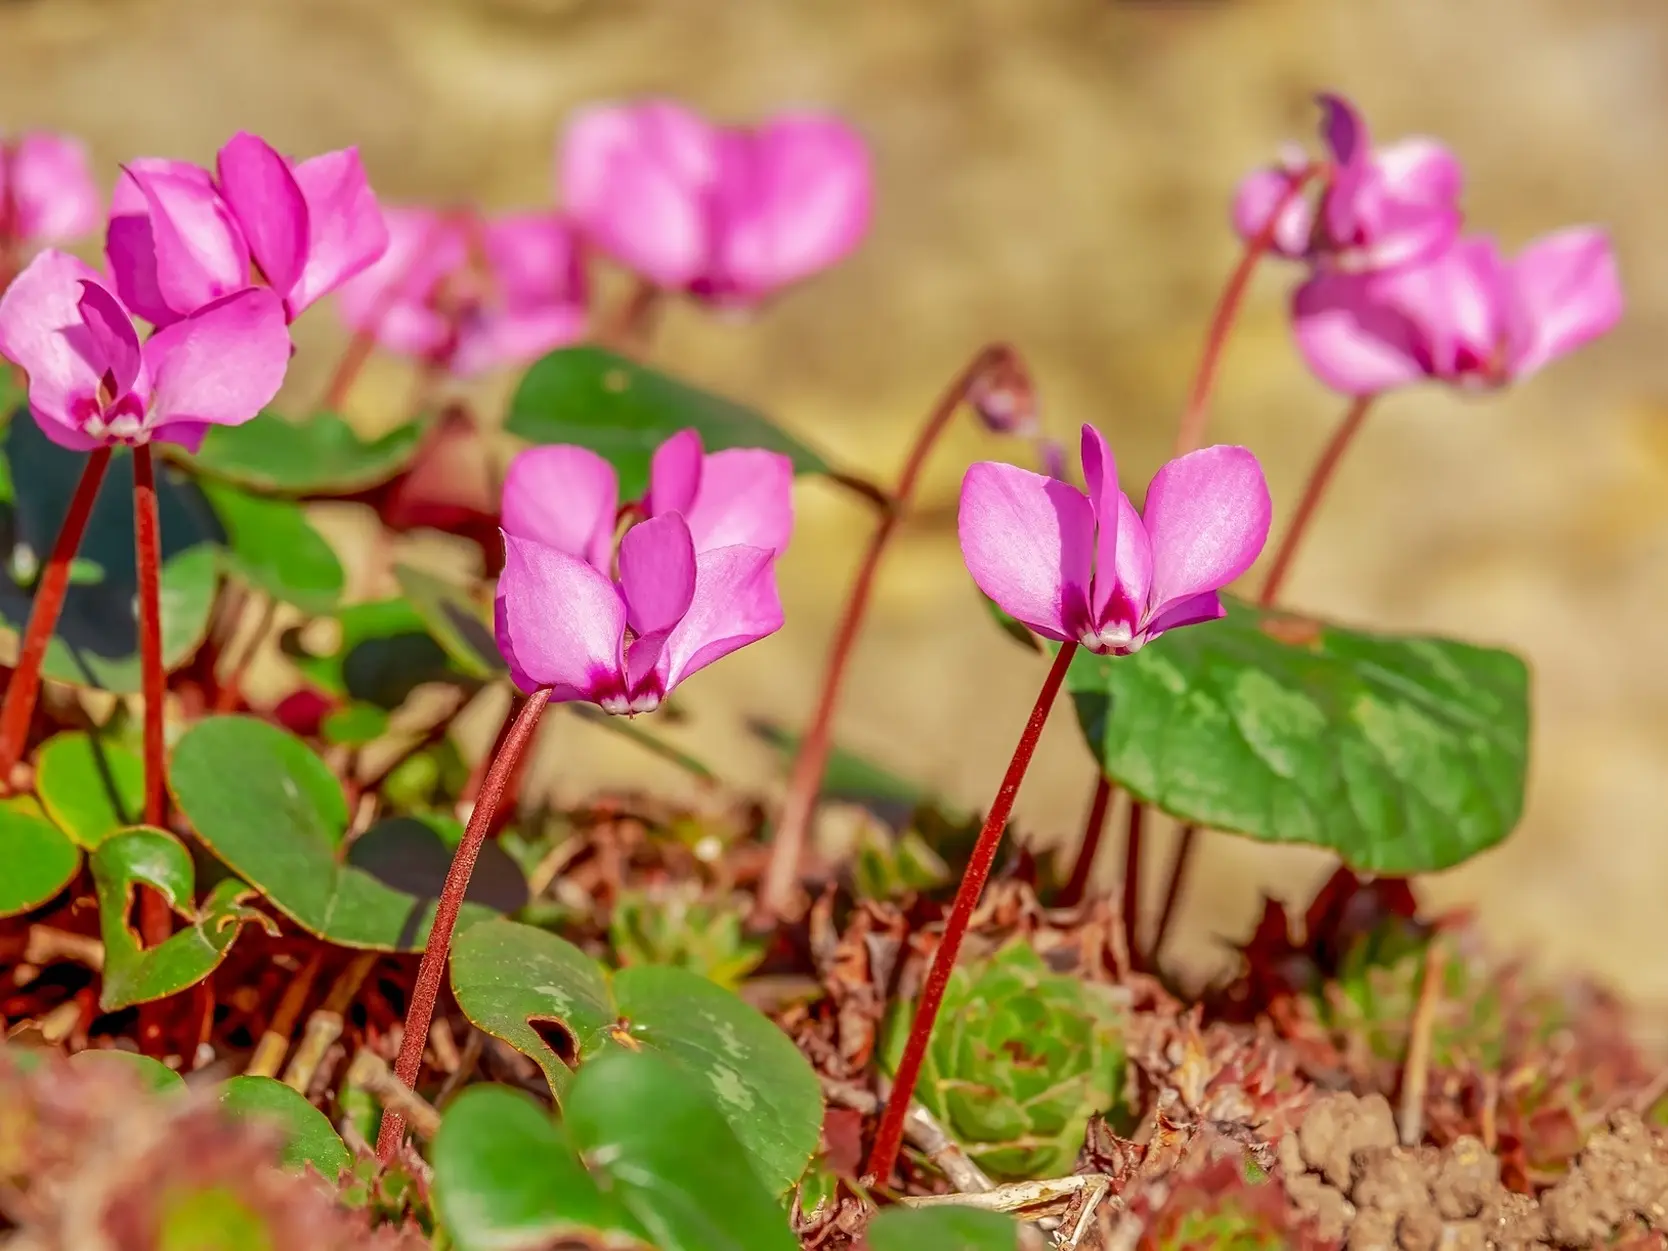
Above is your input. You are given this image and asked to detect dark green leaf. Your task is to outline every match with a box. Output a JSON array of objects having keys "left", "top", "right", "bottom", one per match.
[
  {"left": 507, "top": 346, "right": 832, "bottom": 498},
  {"left": 182, "top": 409, "right": 431, "bottom": 496},
  {"left": 320, "top": 702, "right": 390, "bottom": 747},
  {"left": 34, "top": 730, "right": 144, "bottom": 849},
  {"left": 0, "top": 808, "right": 80, "bottom": 917},
  {"left": 90, "top": 827, "right": 272, "bottom": 1010},
  {"left": 348, "top": 813, "right": 528, "bottom": 916},
  {"left": 392, "top": 563, "right": 504, "bottom": 681},
  {"left": 1066, "top": 598, "right": 1530, "bottom": 872},
  {"left": 450, "top": 918, "right": 822, "bottom": 1194},
  {"left": 68, "top": 1049, "right": 185, "bottom": 1094},
  {"left": 169, "top": 717, "right": 501, "bottom": 949},
  {"left": 217, "top": 1075, "right": 352, "bottom": 1179},
  {"left": 283, "top": 598, "right": 470, "bottom": 709},
  {"left": 199, "top": 480, "right": 343, "bottom": 614},
  {"left": 983, "top": 595, "right": 1044, "bottom": 654},
  {"left": 866, "top": 1207, "right": 1019, "bottom": 1251}
]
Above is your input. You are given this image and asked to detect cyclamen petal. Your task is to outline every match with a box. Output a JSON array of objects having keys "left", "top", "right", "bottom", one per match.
[
  {"left": 1230, "top": 165, "right": 1314, "bottom": 259},
  {"left": 143, "top": 288, "right": 291, "bottom": 433},
  {"left": 124, "top": 164, "right": 251, "bottom": 321},
  {"left": 1505, "top": 226, "right": 1622, "bottom": 379},
  {"left": 1139, "top": 445, "right": 1272, "bottom": 620},
  {"left": 657, "top": 543, "right": 784, "bottom": 693},
  {"left": 616, "top": 512, "right": 697, "bottom": 639},
  {"left": 1291, "top": 270, "right": 1431, "bottom": 396},
  {"left": 332, "top": 206, "right": 467, "bottom": 359},
  {"left": 0, "top": 250, "right": 121, "bottom": 434},
  {"left": 645, "top": 427, "right": 704, "bottom": 518},
  {"left": 494, "top": 532, "right": 626, "bottom": 701},
  {"left": 6, "top": 132, "right": 100, "bottom": 245},
  {"left": 75, "top": 281, "right": 142, "bottom": 396},
  {"left": 500, "top": 444, "right": 619, "bottom": 572},
  {"left": 957, "top": 460, "right": 1094, "bottom": 643},
  {"left": 216, "top": 132, "right": 309, "bottom": 297},
  {"left": 287, "top": 147, "right": 389, "bottom": 313},
  {"left": 648, "top": 428, "right": 793, "bottom": 556},
  {"left": 1078, "top": 423, "right": 1126, "bottom": 627}
]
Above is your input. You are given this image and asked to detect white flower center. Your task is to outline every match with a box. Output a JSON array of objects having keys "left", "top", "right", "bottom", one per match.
[{"left": 84, "top": 412, "right": 150, "bottom": 445}]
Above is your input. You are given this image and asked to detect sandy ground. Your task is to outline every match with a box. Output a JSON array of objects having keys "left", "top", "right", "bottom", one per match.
[{"left": 3, "top": 0, "right": 1667, "bottom": 997}]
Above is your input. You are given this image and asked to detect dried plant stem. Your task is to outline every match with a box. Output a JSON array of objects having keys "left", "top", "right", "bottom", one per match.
[
  {"left": 133, "top": 446, "right": 170, "bottom": 948},
  {"left": 245, "top": 949, "right": 324, "bottom": 1079},
  {"left": 865, "top": 642, "right": 1079, "bottom": 1185},
  {"left": 823, "top": 1075, "right": 994, "bottom": 1195},
  {"left": 1257, "top": 395, "right": 1374, "bottom": 606},
  {"left": 350, "top": 1050, "right": 442, "bottom": 1141},
  {"left": 211, "top": 594, "right": 278, "bottom": 714},
  {"left": 376, "top": 687, "right": 551, "bottom": 1161},
  {"left": 761, "top": 344, "right": 1021, "bottom": 924},
  {"left": 1120, "top": 800, "right": 1145, "bottom": 965},
  {"left": 1148, "top": 824, "right": 1197, "bottom": 963},
  {"left": 1058, "top": 775, "right": 1113, "bottom": 907},
  {"left": 0, "top": 448, "right": 111, "bottom": 784},
  {"left": 1398, "top": 936, "right": 1446, "bottom": 1147},
  {"left": 283, "top": 951, "right": 376, "bottom": 1094}
]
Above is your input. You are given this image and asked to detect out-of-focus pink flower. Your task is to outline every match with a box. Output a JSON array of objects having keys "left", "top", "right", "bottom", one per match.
[
  {"left": 494, "top": 511, "right": 783, "bottom": 715},
  {"left": 333, "top": 206, "right": 588, "bottom": 377},
  {"left": 559, "top": 99, "right": 872, "bottom": 305},
  {"left": 958, "top": 424, "right": 1270, "bottom": 656},
  {"left": 1291, "top": 227, "right": 1623, "bottom": 396},
  {"left": 0, "top": 249, "right": 290, "bottom": 452},
  {"left": 0, "top": 132, "right": 100, "bottom": 247},
  {"left": 1232, "top": 93, "right": 1462, "bottom": 274},
  {"left": 106, "top": 132, "right": 387, "bottom": 326}
]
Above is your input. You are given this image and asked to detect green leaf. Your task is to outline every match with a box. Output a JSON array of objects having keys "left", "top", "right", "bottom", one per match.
[
  {"left": 0, "top": 417, "right": 219, "bottom": 694},
  {"left": 157, "top": 1187, "right": 272, "bottom": 1251},
  {"left": 182, "top": 409, "right": 431, "bottom": 496},
  {"left": 169, "top": 717, "right": 502, "bottom": 949},
  {"left": 450, "top": 918, "right": 822, "bottom": 1195},
  {"left": 320, "top": 702, "right": 390, "bottom": 747},
  {"left": 564, "top": 1050, "right": 799, "bottom": 1251},
  {"left": 90, "top": 827, "right": 272, "bottom": 1010},
  {"left": 283, "top": 598, "right": 470, "bottom": 709},
  {"left": 983, "top": 595, "right": 1045, "bottom": 654},
  {"left": 507, "top": 346, "right": 832, "bottom": 498},
  {"left": 392, "top": 563, "right": 504, "bottom": 681},
  {"left": 199, "top": 480, "right": 343, "bottom": 614},
  {"left": 34, "top": 730, "right": 144, "bottom": 849},
  {"left": 217, "top": 1075, "right": 352, "bottom": 1179},
  {"left": 0, "top": 807, "right": 80, "bottom": 917},
  {"left": 433, "top": 1085, "right": 649, "bottom": 1251},
  {"left": 1066, "top": 597, "right": 1531, "bottom": 873},
  {"left": 866, "top": 1208, "right": 1019, "bottom": 1251},
  {"left": 68, "top": 1049, "right": 185, "bottom": 1094}
]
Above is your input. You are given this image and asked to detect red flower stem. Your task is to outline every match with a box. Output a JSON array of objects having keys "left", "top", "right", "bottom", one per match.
[
  {"left": 0, "top": 448, "right": 111, "bottom": 785},
  {"left": 1057, "top": 774, "right": 1113, "bottom": 908},
  {"left": 376, "top": 686, "right": 550, "bottom": 1162},
  {"left": 133, "top": 445, "right": 171, "bottom": 946},
  {"left": 864, "top": 642, "right": 1078, "bottom": 1185},
  {"left": 759, "top": 344, "right": 1019, "bottom": 925},
  {"left": 1148, "top": 823, "right": 1197, "bottom": 963},
  {"left": 1120, "top": 798, "right": 1145, "bottom": 966},
  {"left": 456, "top": 690, "right": 523, "bottom": 816},
  {"left": 1257, "top": 395, "right": 1374, "bottom": 606}
]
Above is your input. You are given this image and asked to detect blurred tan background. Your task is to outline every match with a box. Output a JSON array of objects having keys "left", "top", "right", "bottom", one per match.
[{"left": 5, "top": 0, "right": 1666, "bottom": 995}]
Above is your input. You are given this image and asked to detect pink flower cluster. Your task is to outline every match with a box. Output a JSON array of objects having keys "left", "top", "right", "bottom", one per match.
[{"left": 1234, "top": 93, "right": 1623, "bottom": 395}]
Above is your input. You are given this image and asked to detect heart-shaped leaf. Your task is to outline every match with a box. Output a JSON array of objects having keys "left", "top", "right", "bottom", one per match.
[
  {"left": 348, "top": 813, "right": 528, "bottom": 916},
  {"left": 169, "top": 717, "right": 501, "bottom": 949},
  {"left": 90, "top": 826, "right": 273, "bottom": 1010},
  {"left": 217, "top": 1075, "right": 352, "bottom": 1179},
  {"left": 1066, "top": 597, "right": 1530, "bottom": 873},
  {"left": 507, "top": 347, "right": 832, "bottom": 498},
  {"left": 199, "top": 480, "right": 344, "bottom": 614},
  {"left": 449, "top": 918, "right": 822, "bottom": 1194},
  {"left": 433, "top": 1084, "right": 649, "bottom": 1251},
  {"left": 68, "top": 1049, "right": 185, "bottom": 1094},
  {"left": 283, "top": 598, "right": 471, "bottom": 709},
  {"left": 34, "top": 731, "right": 144, "bottom": 849},
  {"left": 0, "top": 807, "right": 81, "bottom": 918},
  {"left": 392, "top": 563, "right": 504, "bottom": 681},
  {"left": 866, "top": 1208, "right": 1019, "bottom": 1251},
  {"left": 182, "top": 409, "right": 431, "bottom": 496}
]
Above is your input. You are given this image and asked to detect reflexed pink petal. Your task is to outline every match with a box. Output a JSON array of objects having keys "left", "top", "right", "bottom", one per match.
[
  {"left": 9, "top": 132, "right": 99, "bottom": 244},
  {"left": 499, "top": 444, "right": 618, "bottom": 571},
  {"left": 0, "top": 250, "right": 109, "bottom": 428},
  {"left": 1139, "top": 445, "right": 1270, "bottom": 623},
  {"left": 288, "top": 147, "right": 388, "bottom": 313},
  {"left": 681, "top": 447, "right": 794, "bottom": 555},
  {"left": 1505, "top": 226, "right": 1621, "bottom": 379},
  {"left": 123, "top": 164, "right": 250, "bottom": 320},
  {"left": 658, "top": 543, "right": 783, "bottom": 692},
  {"left": 1230, "top": 167, "right": 1313, "bottom": 259},
  {"left": 1142, "top": 591, "right": 1225, "bottom": 639},
  {"left": 216, "top": 132, "right": 309, "bottom": 298},
  {"left": 646, "top": 428, "right": 702, "bottom": 518},
  {"left": 106, "top": 159, "right": 214, "bottom": 328},
  {"left": 482, "top": 212, "right": 583, "bottom": 309},
  {"left": 1403, "top": 236, "right": 1507, "bottom": 376},
  {"left": 1374, "top": 138, "right": 1463, "bottom": 210},
  {"left": 450, "top": 306, "right": 588, "bottom": 377},
  {"left": 1316, "top": 94, "right": 1372, "bottom": 247},
  {"left": 149, "top": 419, "right": 214, "bottom": 453},
  {"left": 1291, "top": 271, "right": 1430, "bottom": 396},
  {"left": 1077, "top": 424, "right": 1126, "bottom": 625},
  {"left": 143, "top": 288, "right": 290, "bottom": 429},
  {"left": 333, "top": 206, "right": 465, "bottom": 356},
  {"left": 617, "top": 511, "right": 697, "bottom": 639},
  {"left": 1103, "top": 491, "right": 1152, "bottom": 628},
  {"left": 75, "top": 281, "right": 141, "bottom": 394},
  {"left": 1316, "top": 92, "right": 1369, "bottom": 169},
  {"left": 957, "top": 460, "right": 1094, "bottom": 643},
  {"left": 494, "top": 532, "right": 626, "bottom": 700}
]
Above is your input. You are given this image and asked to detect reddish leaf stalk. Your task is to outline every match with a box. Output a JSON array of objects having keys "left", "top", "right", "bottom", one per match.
[
  {"left": 760, "top": 344, "right": 1021, "bottom": 924},
  {"left": 865, "top": 642, "right": 1078, "bottom": 1185},
  {"left": 133, "top": 445, "right": 171, "bottom": 947},
  {"left": 376, "top": 686, "right": 551, "bottom": 1161},
  {"left": 1058, "top": 774, "right": 1113, "bottom": 907},
  {"left": 1148, "top": 823, "right": 1197, "bottom": 962},
  {"left": 1120, "top": 799, "right": 1145, "bottom": 964},
  {"left": 0, "top": 448, "right": 111, "bottom": 785},
  {"left": 1256, "top": 395, "right": 1374, "bottom": 606}
]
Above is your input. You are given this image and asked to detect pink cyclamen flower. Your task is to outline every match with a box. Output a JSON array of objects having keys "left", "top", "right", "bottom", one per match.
[
  {"left": 1292, "top": 227, "right": 1623, "bottom": 396},
  {"left": 0, "top": 250, "right": 290, "bottom": 452},
  {"left": 559, "top": 99, "right": 872, "bottom": 305},
  {"left": 1232, "top": 93, "right": 1462, "bottom": 273},
  {"left": 106, "top": 132, "right": 387, "bottom": 326},
  {"left": 333, "top": 206, "right": 588, "bottom": 376},
  {"left": 0, "top": 132, "right": 100, "bottom": 247},
  {"left": 959, "top": 424, "right": 1271, "bottom": 655},
  {"left": 500, "top": 427, "right": 793, "bottom": 572}
]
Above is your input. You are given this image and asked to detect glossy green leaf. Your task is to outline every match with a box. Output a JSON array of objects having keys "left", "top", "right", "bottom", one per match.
[
  {"left": 507, "top": 347, "right": 832, "bottom": 498},
  {"left": 320, "top": 702, "right": 390, "bottom": 747},
  {"left": 392, "top": 563, "right": 504, "bottom": 680},
  {"left": 34, "top": 731, "right": 144, "bottom": 849},
  {"left": 866, "top": 1207, "right": 1019, "bottom": 1251},
  {"left": 433, "top": 1085, "right": 648, "bottom": 1251},
  {"left": 69, "top": 1049, "right": 185, "bottom": 1094},
  {"left": 1066, "top": 598, "right": 1530, "bottom": 872},
  {"left": 0, "top": 808, "right": 81, "bottom": 917},
  {"left": 90, "top": 827, "right": 272, "bottom": 1010},
  {"left": 182, "top": 409, "right": 430, "bottom": 496},
  {"left": 218, "top": 1075, "right": 352, "bottom": 1179},
  {"left": 199, "top": 480, "right": 343, "bottom": 614},
  {"left": 283, "top": 598, "right": 469, "bottom": 709},
  {"left": 169, "top": 717, "right": 501, "bottom": 949},
  {"left": 349, "top": 812, "right": 528, "bottom": 916},
  {"left": 450, "top": 918, "right": 821, "bottom": 1194}
]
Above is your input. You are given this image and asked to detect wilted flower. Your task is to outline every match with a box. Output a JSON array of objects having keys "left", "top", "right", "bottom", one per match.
[
  {"left": 332, "top": 205, "right": 587, "bottom": 376},
  {"left": 106, "top": 131, "right": 387, "bottom": 326},
  {"left": 0, "top": 132, "right": 100, "bottom": 249},
  {"left": 1291, "top": 227, "right": 1623, "bottom": 396},
  {"left": 0, "top": 250, "right": 289, "bottom": 452},
  {"left": 1233, "top": 93, "right": 1462, "bottom": 274},
  {"left": 559, "top": 99, "right": 872, "bottom": 306},
  {"left": 959, "top": 424, "right": 1270, "bottom": 655}
]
